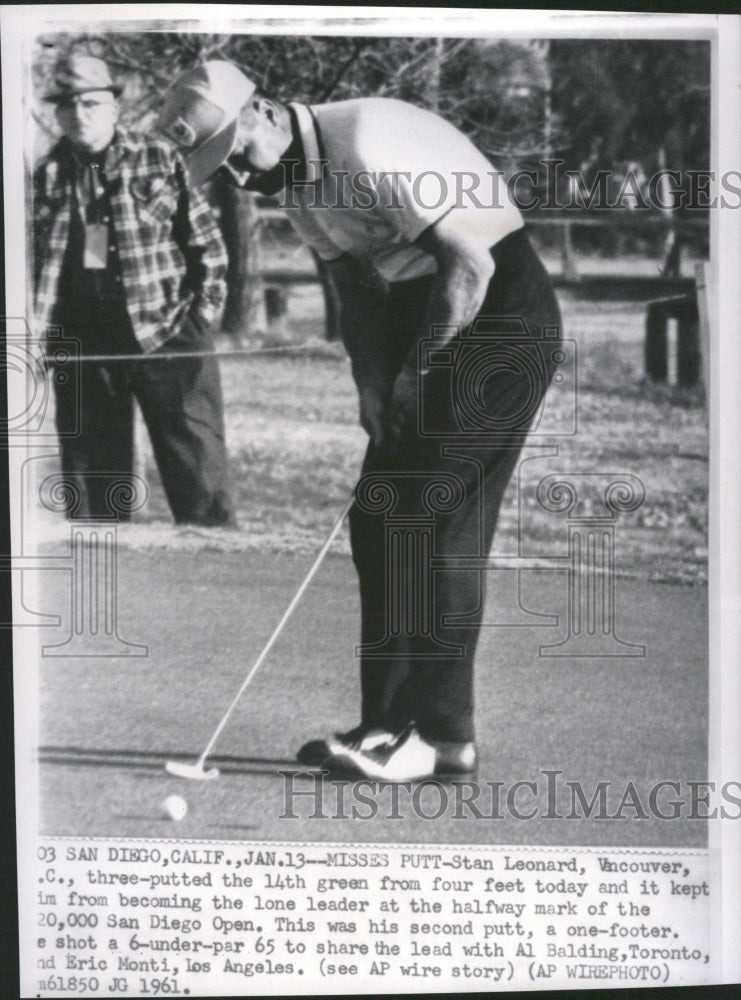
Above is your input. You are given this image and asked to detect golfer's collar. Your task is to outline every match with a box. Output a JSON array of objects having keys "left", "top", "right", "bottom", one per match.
[
  {"left": 288, "top": 102, "right": 324, "bottom": 184},
  {"left": 220, "top": 159, "right": 251, "bottom": 187}
]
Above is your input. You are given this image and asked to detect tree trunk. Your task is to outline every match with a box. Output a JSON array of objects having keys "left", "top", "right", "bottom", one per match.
[
  {"left": 427, "top": 37, "right": 443, "bottom": 113},
  {"left": 656, "top": 145, "right": 680, "bottom": 276},
  {"left": 310, "top": 250, "right": 341, "bottom": 341},
  {"left": 212, "top": 176, "right": 266, "bottom": 344}
]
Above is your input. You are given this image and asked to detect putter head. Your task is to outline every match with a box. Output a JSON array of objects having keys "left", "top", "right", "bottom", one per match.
[{"left": 165, "top": 759, "right": 220, "bottom": 781}]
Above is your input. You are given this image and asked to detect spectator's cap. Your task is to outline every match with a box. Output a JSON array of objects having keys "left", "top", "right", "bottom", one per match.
[
  {"left": 45, "top": 54, "right": 123, "bottom": 103},
  {"left": 158, "top": 61, "right": 257, "bottom": 185}
]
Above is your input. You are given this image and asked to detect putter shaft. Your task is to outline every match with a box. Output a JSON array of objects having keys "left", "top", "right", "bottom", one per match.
[{"left": 170, "top": 496, "right": 354, "bottom": 775}]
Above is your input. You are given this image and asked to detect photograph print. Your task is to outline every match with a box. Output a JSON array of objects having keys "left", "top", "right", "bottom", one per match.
[{"left": 5, "top": 9, "right": 720, "bottom": 851}]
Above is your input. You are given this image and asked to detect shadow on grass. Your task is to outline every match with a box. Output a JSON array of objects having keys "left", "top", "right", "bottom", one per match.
[{"left": 39, "top": 745, "right": 300, "bottom": 777}]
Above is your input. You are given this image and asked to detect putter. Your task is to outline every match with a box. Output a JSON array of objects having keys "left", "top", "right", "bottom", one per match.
[{"left": 165, "top": 495, "right": 355, "bottom": 781}]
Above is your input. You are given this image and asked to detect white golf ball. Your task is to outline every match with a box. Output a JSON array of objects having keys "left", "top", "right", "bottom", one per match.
[{"left": 162, "top": 794, "right": 188, "bottom": 821}]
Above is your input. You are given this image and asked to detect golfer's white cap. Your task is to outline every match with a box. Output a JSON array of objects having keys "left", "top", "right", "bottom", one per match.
[{"left": 158, "top": 60, "right": 257, "bottom": 185}]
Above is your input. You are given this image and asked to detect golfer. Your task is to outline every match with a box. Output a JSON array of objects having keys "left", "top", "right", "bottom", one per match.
[{"left": 159, "top": 61, "right": 562, "bottom": 780}]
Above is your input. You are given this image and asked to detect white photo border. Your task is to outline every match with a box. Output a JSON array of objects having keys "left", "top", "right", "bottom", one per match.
[{"left": 2, "top": 5, "right": 739, "bottom": 992}]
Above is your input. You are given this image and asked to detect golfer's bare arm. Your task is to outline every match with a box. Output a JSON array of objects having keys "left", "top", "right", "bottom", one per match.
[
  {"left": 409, "top": 211, "right": 495, "bottom": 364},
  {"left": 326, "top": 214, "right": 494, "bottom": 374},
  {"left": 324, "top": 216, "right": 495, "bottom": 444}
]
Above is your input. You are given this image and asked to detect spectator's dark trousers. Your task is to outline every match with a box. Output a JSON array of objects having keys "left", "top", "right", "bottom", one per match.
[
  {"left": 348, "top": 230, "right": 562, "bottom": 744},
  {"left": 52, "top": 210, "right": 234, "bottom": 525}
]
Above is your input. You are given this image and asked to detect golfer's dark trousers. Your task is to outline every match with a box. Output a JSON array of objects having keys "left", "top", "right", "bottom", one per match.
[
  {"left": 52, "top": 304, "right": 235, "bottom": 527},
  {"left": 348, "top": 228, "right": 562, "bottom": 744}
]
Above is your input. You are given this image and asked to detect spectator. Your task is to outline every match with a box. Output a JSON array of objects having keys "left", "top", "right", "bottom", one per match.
[{"left": 35, "top": 54, "right": 236, "bottom": 525}]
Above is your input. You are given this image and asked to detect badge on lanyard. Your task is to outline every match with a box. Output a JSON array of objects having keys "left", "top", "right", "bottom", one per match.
[{"left": 84, "top": 223, "right": 108, "bottom": 269}]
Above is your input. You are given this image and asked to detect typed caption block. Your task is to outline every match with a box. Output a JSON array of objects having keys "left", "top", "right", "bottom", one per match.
[{"left": 25, "top": 841, "right": 712, "bottom": 996}]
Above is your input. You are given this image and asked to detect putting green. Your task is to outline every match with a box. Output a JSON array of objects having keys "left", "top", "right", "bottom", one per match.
[{"left": 38, "top": 545, "right": 707, "bottom": 846}]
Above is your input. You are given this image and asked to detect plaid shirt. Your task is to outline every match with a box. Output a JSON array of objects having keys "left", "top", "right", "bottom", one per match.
[{"left": 33, "top": 129, "right": 228, "bottom": 353}]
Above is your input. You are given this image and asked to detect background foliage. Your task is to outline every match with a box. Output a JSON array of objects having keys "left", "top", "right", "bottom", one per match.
[{"left": 32, "top": 32, "right": 710, "bottom": 186}]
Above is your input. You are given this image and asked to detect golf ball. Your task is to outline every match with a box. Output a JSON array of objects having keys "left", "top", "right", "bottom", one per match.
[{"left": 162, "top": 794, "right": 188, "bottom": 821}]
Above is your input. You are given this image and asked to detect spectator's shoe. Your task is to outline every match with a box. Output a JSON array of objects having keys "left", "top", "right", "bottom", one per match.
[
  {"left": 328, "top": 726, "right": 477, "bottom": 781},
  {"left": 296, "top": 725, "right": 396, "bottom": 767}
]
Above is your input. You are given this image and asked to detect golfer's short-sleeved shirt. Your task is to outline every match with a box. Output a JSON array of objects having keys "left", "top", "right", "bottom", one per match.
[{"left": 285, "top": 99, "right": 524, "bottom": 283}]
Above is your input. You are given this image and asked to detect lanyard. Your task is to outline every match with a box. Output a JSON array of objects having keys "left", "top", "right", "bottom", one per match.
[
  {"left": 71, "top": 157, "right": 110, "bottom": 269},
  {"left": 76, "top": 160, "right": 106, "bottom": 223}
]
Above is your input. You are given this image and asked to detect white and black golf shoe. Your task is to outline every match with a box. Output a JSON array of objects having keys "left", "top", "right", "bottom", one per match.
[
  {"left": 296, "top": 724, "right": 396, "bottom": 767},
  {"left": 326, "top": 725, "right": 478, "bottom": 782}
]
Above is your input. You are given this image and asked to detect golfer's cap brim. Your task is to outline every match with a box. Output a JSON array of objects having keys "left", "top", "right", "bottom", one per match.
[{"left": 185, "top": 119, "right": 239, "bottom": 186}]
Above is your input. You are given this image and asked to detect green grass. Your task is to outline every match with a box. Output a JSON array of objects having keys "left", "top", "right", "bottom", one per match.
[{"left": 134, "top": 289, "right": 708, "bottom": 583}]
